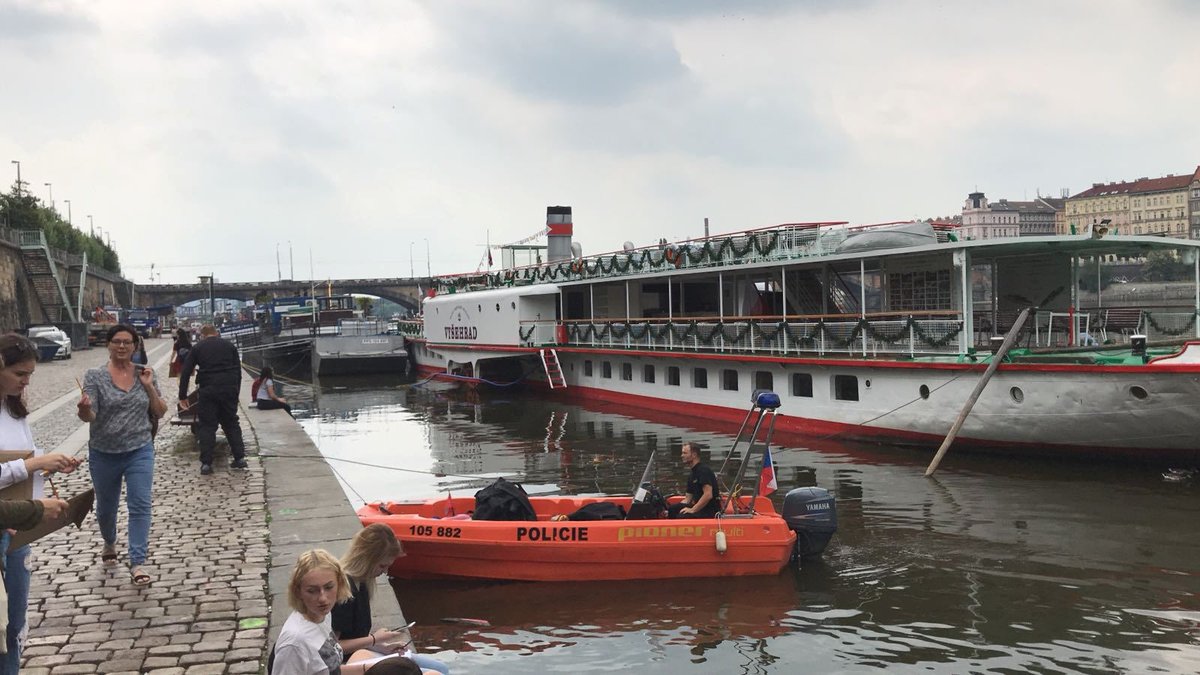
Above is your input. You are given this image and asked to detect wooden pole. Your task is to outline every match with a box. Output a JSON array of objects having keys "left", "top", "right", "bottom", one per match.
[{"left": 924, "top": 307, "right": 1030, "bottom": 477}]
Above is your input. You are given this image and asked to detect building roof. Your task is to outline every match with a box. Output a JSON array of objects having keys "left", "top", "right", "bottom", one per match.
[{"left": 1070, "top": 166, "right": 1200, "bottom": 199}]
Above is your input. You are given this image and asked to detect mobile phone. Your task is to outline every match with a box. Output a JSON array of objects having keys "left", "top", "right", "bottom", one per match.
[{"left": 394, "top": 621, "right": 416, "bottom": 631}]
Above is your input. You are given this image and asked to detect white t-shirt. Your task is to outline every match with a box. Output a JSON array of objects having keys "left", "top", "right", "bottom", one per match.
[
  {"left": 272, "top": 611, "right": 344, "bottom": 675},
  {"left": 0, "top": 401, "right": 44, "bottom": 497},
  {"left": 257, "top": 378, "right": 275, "bottom": 402}
]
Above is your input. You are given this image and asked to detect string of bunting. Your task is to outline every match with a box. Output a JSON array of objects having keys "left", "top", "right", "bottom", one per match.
[
  {"left": 443, "top": 230, "right": 784, "bottom": 291},
  {"left": 563, "top": 317, "right": 962, "bottom": 350},
  {"left": 1142, "top": 310, "right": 1199, "bottom": 336}
]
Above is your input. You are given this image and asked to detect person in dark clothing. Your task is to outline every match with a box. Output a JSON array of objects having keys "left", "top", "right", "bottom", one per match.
[
  {"left": 179, "top": 324, "right": 246, "bottom": 475},
  {"left": 668, "top": 442, "right": 721, "bottom": 519}
]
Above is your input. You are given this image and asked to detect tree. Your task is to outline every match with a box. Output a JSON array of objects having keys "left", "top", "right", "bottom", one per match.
[
  {"left": 1142, "top": 251, "right": 1186, "bottom": 282},
  {"left": 0, "top": 185, "right": 122, "bottom": 274},
  {"left": 355, "top": 296, "right": 373, "bottom": 317}
]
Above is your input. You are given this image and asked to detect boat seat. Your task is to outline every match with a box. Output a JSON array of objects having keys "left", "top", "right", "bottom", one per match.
[{"left": 1099, "top": 308, "right": 1142, "bottom": 342}]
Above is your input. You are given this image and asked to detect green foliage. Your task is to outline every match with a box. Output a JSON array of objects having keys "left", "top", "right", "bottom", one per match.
[
  {"left": 0, "top": 185, "right": 122, "bottom": 274},
  {"left": 355, "top": 296, "right": 373, "bottom": 316},
  {"left": 1141, "top": 251, "right": 1187, "bottom": 282}
]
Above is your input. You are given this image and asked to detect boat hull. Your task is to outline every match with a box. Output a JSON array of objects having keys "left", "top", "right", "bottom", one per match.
[
  {"left": 413, "top": 344, "right": 1200, "bottom": 460},
  {"left": 358, "top": 496, "right": 796, "bottom": 581}
]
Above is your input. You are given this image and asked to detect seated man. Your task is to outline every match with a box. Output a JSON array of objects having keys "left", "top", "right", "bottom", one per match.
[{"left": 668, "top": 442, "right": 720, "bottom": 519}]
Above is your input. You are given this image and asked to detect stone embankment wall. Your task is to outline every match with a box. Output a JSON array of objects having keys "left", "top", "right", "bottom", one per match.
[{"left": 0, "top": 237, "right": 128, "bottom": 332}]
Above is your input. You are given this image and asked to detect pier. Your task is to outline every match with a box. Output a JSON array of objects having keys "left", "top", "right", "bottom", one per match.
[{"left": 15, "top": 338, "right": 403, "bottom": 674}]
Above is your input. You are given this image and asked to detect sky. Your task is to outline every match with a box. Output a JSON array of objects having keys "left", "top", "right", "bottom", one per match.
[{"left": 2, "top": 0, "right": 1199, "bottom": 285}]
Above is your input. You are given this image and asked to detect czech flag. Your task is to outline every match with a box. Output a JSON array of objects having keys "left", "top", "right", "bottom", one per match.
[{"left": 758, "top": 446, "right": 777, "bottom": 496}]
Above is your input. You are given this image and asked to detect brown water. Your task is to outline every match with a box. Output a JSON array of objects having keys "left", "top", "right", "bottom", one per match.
[{"left": 290, "top": 376, "right": 1200, "bottom": 674}]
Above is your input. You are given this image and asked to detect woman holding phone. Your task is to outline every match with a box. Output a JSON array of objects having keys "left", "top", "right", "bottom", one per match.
[{"left": 333, "top": 524, "right": 450, "bottom": 674}]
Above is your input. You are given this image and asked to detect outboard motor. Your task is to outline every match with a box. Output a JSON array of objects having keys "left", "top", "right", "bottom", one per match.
[{"left": 782, "top": 486, "right": 837, "bottom": 561}]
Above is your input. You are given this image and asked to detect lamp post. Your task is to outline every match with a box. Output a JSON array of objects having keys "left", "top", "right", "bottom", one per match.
[
  {"left": 288, "top": 240, "right": 294, "bottom": 280},
  {"left": 424, "top": 237, "right": 431, "bottom": 277},
  {"left": 409, "top": 241, "right": 414, "bottom": 278},
  {"left": 276, "top": 243, "right": 281, "bottom": 280},
  {"left": 88, "top": 215, "right": 94, "bottom": 236},
  {"left": 43, "top": 182, "right": 53, "bottom": 210},
  {"left": 64, "top": 199, "right": 72, "bottom": 225},
  {"left": 9, "top": 160, "right": 19, "bottom": 194}
]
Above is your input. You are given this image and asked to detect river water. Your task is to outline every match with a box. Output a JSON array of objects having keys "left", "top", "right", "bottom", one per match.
[{"left": 285, "top": 374, "right": 1200, "bottom": 674}]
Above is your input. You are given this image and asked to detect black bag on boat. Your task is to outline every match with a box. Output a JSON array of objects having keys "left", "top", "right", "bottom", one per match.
[
  {"left": 473, "top": 478, "right": 538, "bottom": 521},
  {"left": 566, "top": 502, "right": 626, "bottom": 521}
]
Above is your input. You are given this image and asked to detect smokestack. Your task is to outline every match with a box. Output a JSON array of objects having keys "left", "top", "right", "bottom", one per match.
[
  {"left": 547, "top": 206, "right": 572, "bottom": 262},
  {"left": 704, "top": 217, "right": 709, "bottom": 239}
]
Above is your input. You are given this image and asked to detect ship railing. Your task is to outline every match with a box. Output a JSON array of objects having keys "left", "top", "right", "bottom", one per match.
[
  {"left": 518, "top": 320, "right": 560, "bottom": 346},
  {"left": 1140, "top": 309, "right": 1199, "bottom": 341},
  {"left": 555, "top": 313, "right": 965, "bottom": 357},
  {"left": 396, "top": 320, "right": 424, "bottom": 338}
]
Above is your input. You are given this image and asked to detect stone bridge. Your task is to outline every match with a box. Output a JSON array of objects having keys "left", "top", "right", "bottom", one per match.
[{"left": 133, "top": 277, "right": 433, "bottom": 314}]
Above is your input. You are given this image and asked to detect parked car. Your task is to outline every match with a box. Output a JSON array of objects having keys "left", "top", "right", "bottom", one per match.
[{"left": 27, "top": 325, "right": 72, "bottom": 359}]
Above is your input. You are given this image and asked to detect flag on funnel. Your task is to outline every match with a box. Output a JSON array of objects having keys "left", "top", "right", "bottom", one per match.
[{"left": 758, "top": 446, "right": 777, "bottom": 497}]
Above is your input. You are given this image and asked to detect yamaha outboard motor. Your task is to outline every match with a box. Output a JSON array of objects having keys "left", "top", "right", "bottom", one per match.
[{"left": 782, "top": 486, "right": 838, "bottom": 560}]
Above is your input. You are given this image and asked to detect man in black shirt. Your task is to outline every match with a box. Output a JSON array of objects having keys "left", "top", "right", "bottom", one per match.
[
  {"left": 179, "top": 324, "right": 247, "bottom": 475},
  {"left": 669, "top": 442, "right": 720, "bottom": 519}
]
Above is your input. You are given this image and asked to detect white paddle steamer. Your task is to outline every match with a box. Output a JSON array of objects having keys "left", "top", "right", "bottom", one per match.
[{"left": 403, "top": 207, "right": 1200, "bottom": 461}]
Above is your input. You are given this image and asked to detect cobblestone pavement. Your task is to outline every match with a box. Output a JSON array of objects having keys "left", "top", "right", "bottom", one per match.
[{"left": 16, "top": 339, "right": 269, "bottom": 674}]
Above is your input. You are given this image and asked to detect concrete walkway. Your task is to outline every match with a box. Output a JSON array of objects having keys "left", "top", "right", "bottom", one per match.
[{"left": 14, "top": 338, "right": 401, "bottom": 674}]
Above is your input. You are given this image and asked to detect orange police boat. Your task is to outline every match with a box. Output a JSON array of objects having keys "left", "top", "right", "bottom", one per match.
[{"left": 357, "top": 391, "right": 839, "bottom": 582}]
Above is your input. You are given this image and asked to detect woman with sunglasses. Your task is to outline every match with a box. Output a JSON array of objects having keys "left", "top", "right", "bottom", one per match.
[
  {"left": 0, "top": 333, "right": 78, "bottom": 671},
  {"left": 77, "top": 324, "right": 168, "bottom": 587}
]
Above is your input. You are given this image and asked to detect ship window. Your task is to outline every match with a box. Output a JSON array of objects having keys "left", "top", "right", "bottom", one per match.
[
  {"left": 621, "top": 363, "right": 632, "bottom": 381},
  {"left": 602, "top": 362, "right": 612, "bottom": 379},
  {"left": 584, "top": 360, "right": 593, "bottom": 377},
  {"left": 754, "top": 371, "right": 773, "bottom": 391},
  {"left": 693, "top": 368, "right": 708, "bottom": 389},
  {"left": 833, "top": 375, "right": 859, "bottom": 401},
  {"left": 667, "top": 366, "right": 680, "bottom": 386},
  {"left": 478, "top": 305, "right": 482, "bottom": 312},
  {"left": 791, "top": 373, "right": 813, "bottom": 398},
  {"left": 919, "top": 384, "right": 930, "bottom": 399},
  {"left": 722, "top": 369, "right": 738, "bottom": 391},
  {"left": 511, "top": 302, "right": 516, "bottom": 310},
  {"left": 644, "top": 365, "right": 655, "bottom": 383}
]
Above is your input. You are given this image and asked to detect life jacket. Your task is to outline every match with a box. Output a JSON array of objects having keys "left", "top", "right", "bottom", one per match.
[{"left": 472, "top": 478, "right": 537, "bottom": 521}]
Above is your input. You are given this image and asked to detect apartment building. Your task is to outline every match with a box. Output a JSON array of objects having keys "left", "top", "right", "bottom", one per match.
[
  {"left": 960, "top": 192, "right": 1062, "bottom": 239},
  {"left": 1067, "top": 166, "right": 1200, "bottom": 238}
]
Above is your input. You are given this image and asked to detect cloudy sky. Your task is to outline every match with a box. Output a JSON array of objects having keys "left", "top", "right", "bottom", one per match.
[{"left": 3, "top": 0, "right": 1198, "bottom": 284}]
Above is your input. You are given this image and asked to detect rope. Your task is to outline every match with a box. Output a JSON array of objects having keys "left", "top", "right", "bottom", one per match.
[{"left": 280, "top": 453, "right": 511, "bottom": 483}]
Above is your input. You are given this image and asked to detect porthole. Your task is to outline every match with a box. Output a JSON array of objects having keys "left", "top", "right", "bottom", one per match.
[
  {"left": 1130, "top": 385, "right": 1149, "bottom": 400},
  {"left": 864, "top": 379, "right": 871, "bottom": 388},
  {"left": 1010, "top": 386, "right": 1024, "bottom": 403},
  {"left": 511, "top": 302, "right": 516, "bottom": 310},
  {"left": 477, "top": 304, "right": 482, "bottom": 312},
  {"left": 495, "top": 303, "right": 500, "bottom": 312},
  {"left": 919, "top": 384, "right": 930, "bottom": 400}
]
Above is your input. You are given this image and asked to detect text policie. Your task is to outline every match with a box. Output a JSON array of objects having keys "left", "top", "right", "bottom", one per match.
[{"left": 515, "top": 525, "right": 589, "bottom": 542}]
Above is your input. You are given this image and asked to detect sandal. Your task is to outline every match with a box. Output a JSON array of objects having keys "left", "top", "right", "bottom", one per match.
[
  {"left": 131, "top": 566, "right": 152, "bottom": 587},
  {"left": 101, "top": 544, "right": 118, "bottom": 567}
]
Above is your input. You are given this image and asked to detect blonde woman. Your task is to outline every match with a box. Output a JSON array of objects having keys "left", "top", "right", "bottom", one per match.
[
  {"left": 273, "top": 549, "right": 406, "bottom": 675},
  {"left": 334, "top": 525, "right": 450, "bottom": 674}
]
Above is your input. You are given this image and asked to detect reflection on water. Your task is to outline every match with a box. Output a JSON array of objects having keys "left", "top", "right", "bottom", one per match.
[{"left": 291, "top": 375, "right": 1200, "bottom": 674}]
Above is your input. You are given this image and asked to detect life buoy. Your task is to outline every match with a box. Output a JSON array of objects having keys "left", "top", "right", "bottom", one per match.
[
  {"left": 663, "top": 248, "right": 677, "bottom": 265},
  {"left": 571, "top": 260, "right": 583, "bottom": 274}
]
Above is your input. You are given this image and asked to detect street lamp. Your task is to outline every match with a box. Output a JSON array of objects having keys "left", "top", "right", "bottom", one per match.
[
  {"left": 409, "top": 241, "right": 414, "bottom": 278},
  {"left": 9, "top": 160, "right": 19, "bottom": 194},
  {"left": 424, "top": 237, "right": 431, "bottom": 277},
  {"left": 276, "top": 243, "right": 281, "bottom": 280},
  {"left": 43, "top": 182, "right": 53, "bottom": 210},
  {"left": 88, "top": 215, "right": 94, "bottom": 235},
  {"left": 64, "top": 199, "right": 72, "bottom": 225}
]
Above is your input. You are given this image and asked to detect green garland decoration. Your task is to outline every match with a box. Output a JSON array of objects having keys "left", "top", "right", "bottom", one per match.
[{"left": 1143, "top": 311, "right": 1198, "bottom": 336}]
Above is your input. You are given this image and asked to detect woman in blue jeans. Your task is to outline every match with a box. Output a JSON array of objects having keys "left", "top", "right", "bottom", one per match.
[
  {"left": 0, "top": 333, "right": 80, "bottom": 673},
  {"left": 77, "top": 324, "right": 168, "bottom": 587}
]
